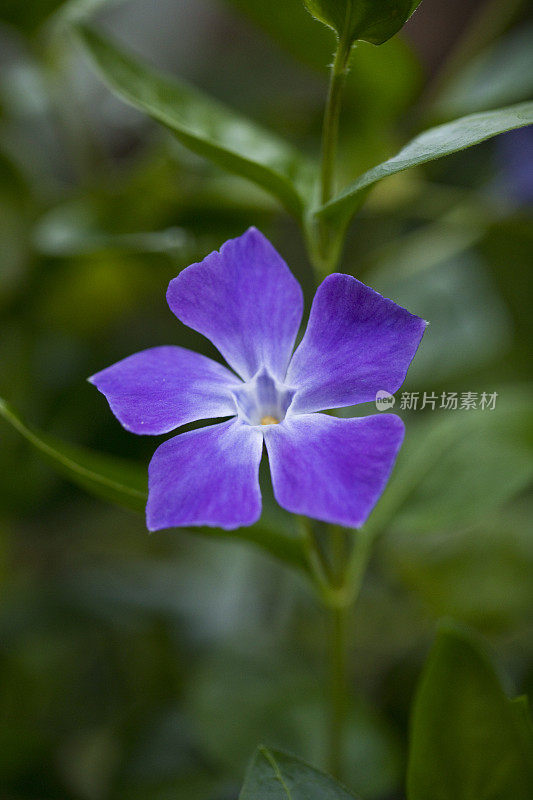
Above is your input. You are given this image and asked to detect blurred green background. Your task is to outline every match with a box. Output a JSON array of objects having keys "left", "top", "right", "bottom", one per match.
[{"left": 1, "top": 1, "right": 532, "bottom": 798}]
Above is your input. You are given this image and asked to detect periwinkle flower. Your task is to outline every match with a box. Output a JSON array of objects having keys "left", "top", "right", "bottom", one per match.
[{"left": 90, "top": 229, "right": 426, "bottom": 531}]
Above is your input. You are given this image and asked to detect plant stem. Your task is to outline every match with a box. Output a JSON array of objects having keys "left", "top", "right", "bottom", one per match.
[
  {"left": 298, "top": 516, "right": 331, "bottom": 594},
  {"left": 324, "top": 527, "right": 375, "bottom": 779},
  {"left": 320, "top": 35, "right": 352, "bottom": 206},
  {"left": 327, "top": 602, "right": 348, "bottom": 778},
  {"left": 312, "top": 33, "right": 353, "bottom": 275},
  {"left": 343, "top": 526, "right": 374, "bottom": 605}
]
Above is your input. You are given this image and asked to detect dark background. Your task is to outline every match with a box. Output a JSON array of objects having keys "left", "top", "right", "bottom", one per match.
[{"left": 1, "top": 1, "right": 532, "bottom": 798}]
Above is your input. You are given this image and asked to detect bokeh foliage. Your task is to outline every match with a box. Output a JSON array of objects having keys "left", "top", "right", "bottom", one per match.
[{"left": 1, "top": 0, "right": 532, "bottom": 798}]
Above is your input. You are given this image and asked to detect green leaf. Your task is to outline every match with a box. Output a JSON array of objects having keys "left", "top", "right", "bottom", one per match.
[
  {"left": 434, "top": 23, "right": 533, "bottom": 118},
  {"left": 368, "top": 387, "right": 533, "bottom": 536},
  {"left": 371, "top": 248, "right": 509, "bottom": 384},
  {"left": 303, "top": 0, "right": 422, "bottom": 46},
  {"left": 74, "top": 25, "right": 313, "bottom": 219},
  {"left": 0, "top": 0, "right": 67, "bottom": 32},
  {"left": 317, "top": 102, "right": 533, "bottom": 226},
  {"left": 0, "top": 396, "right": 147, "bottom": 512},
  {"left": 0, "top": 397, "right": 307, "bottom": 572},
  {"left": 0, "top": 0, "right": 127, "bottom": 32},
  {"left": 512, "top": 697, "right": 533, "bottom": 747},
  {"left": 368, "top": 387, "right": 533, "bottom": 628},
  {"left": 240, "top": 746, "right": 360, "bottom": 799},
  {"left": 385, "top": 502, "right": 533, "bottom": 628},
  {"left": 33, "top": 203, "right": 191, "bottom": 257},
  {"left": 226, "top": 0, "right": 420, "bottom": 118},
  {"left": 189, "top": 650, "right": 401, "bottom": 798},
  {"left": 407, "top": 624, "right": 533, "bottom": 800},
  {"left": 393, "top": 427, "right": 532, "bottom": 535}
]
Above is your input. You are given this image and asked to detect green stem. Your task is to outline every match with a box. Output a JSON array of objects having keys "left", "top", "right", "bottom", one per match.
[
  {"left": 343, "top": 526, "right": 374, "bottom": 605},
  {"left": 327, "top": 602, "right": 348, "bottom": 778},
  {"left": 320, "top": 36, "right": 352, "bottom": 206},
  {"left": 298, "top": 504, "right": 376, "bottom": 777},
  {"left": 323, "top": 527, "right": 376, "bottom": 779},
  {"left": 298, "top": 516, "right": 331, "bottom": 594},
  {"left": 311, "top": 33, "right": 353, "bottom": 276}
]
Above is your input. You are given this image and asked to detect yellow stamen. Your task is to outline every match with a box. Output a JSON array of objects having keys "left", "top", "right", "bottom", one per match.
[{"left": 260, "top": 415, "right": 279, "bottom": 425}]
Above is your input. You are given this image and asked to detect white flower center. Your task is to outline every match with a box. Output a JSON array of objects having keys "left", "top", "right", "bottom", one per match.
[{"left": 232, "top": 367, "right": 294, "bottom": 427}]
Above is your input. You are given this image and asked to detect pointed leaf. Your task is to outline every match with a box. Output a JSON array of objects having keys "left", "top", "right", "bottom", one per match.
[
  {"left": 407, "top": 624, "right": 533, "bottom": 800},
  {"left": 0, "top": 397, "right": 147, "bottom": 512},
  {"left": 303, "top": 0, "right": 423, "bottom": 46},
  {"left": 240, "top": 746, "right": 360, "bottom": 799},
  {"left": 0, "top": 398, "right": 307, "bottom": 572},
  {"left": 75, "top": 25, "right": 313, "bottom": 219},
  {"left": 317, "top": 102, "right": 533, "bottom": 225}
]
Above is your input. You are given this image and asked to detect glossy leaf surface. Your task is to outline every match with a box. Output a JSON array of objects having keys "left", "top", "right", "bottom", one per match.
[
  {"left": 408, "top": 624, "right": 533, "bottom": 800},
  {"left": 75, "top": 25, "right": 313, "bottom": 219},
  {"left": 317, "top": 102, "right": 533, "bottom": 225},
  {"left": 303, "top": 0, "right": 422, "bottom": 46}
]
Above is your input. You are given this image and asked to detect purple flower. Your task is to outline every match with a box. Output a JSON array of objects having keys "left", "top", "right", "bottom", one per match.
[{"left": 90, "top": 228, "right": 426, "bottom": 531}]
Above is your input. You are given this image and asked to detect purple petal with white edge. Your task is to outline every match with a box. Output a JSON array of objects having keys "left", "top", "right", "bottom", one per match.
[
  {"left": 264, "top": 413, "right": 404, "bottom": 528},
  {"left": 167, "top": 228, "right": 303, "bottom": 382},
  {"left": 147, "top": 419, "right": 263, "bottom": 531},
  {"left": 286, "top": 274, "right": 427, "bottom": 414},
  {"left": 89, "top": 346, "right": 241, "bottom": 435}
]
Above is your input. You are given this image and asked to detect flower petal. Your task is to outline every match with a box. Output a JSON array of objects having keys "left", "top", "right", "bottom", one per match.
[
  {"left": 286, "top": 274, "right": 427, "bottom": 414},
  {"left": 147, "top": 419, "right": 263, "bottom": 530},
  {"left": 167, "top": 228, "right": 303, "bottom": 382},
  {"left": 264, "top": 413, "right": 404, "bottom": 528},
  {"left": 89, "top": 346, "right": 241, "bottom": 435}
]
